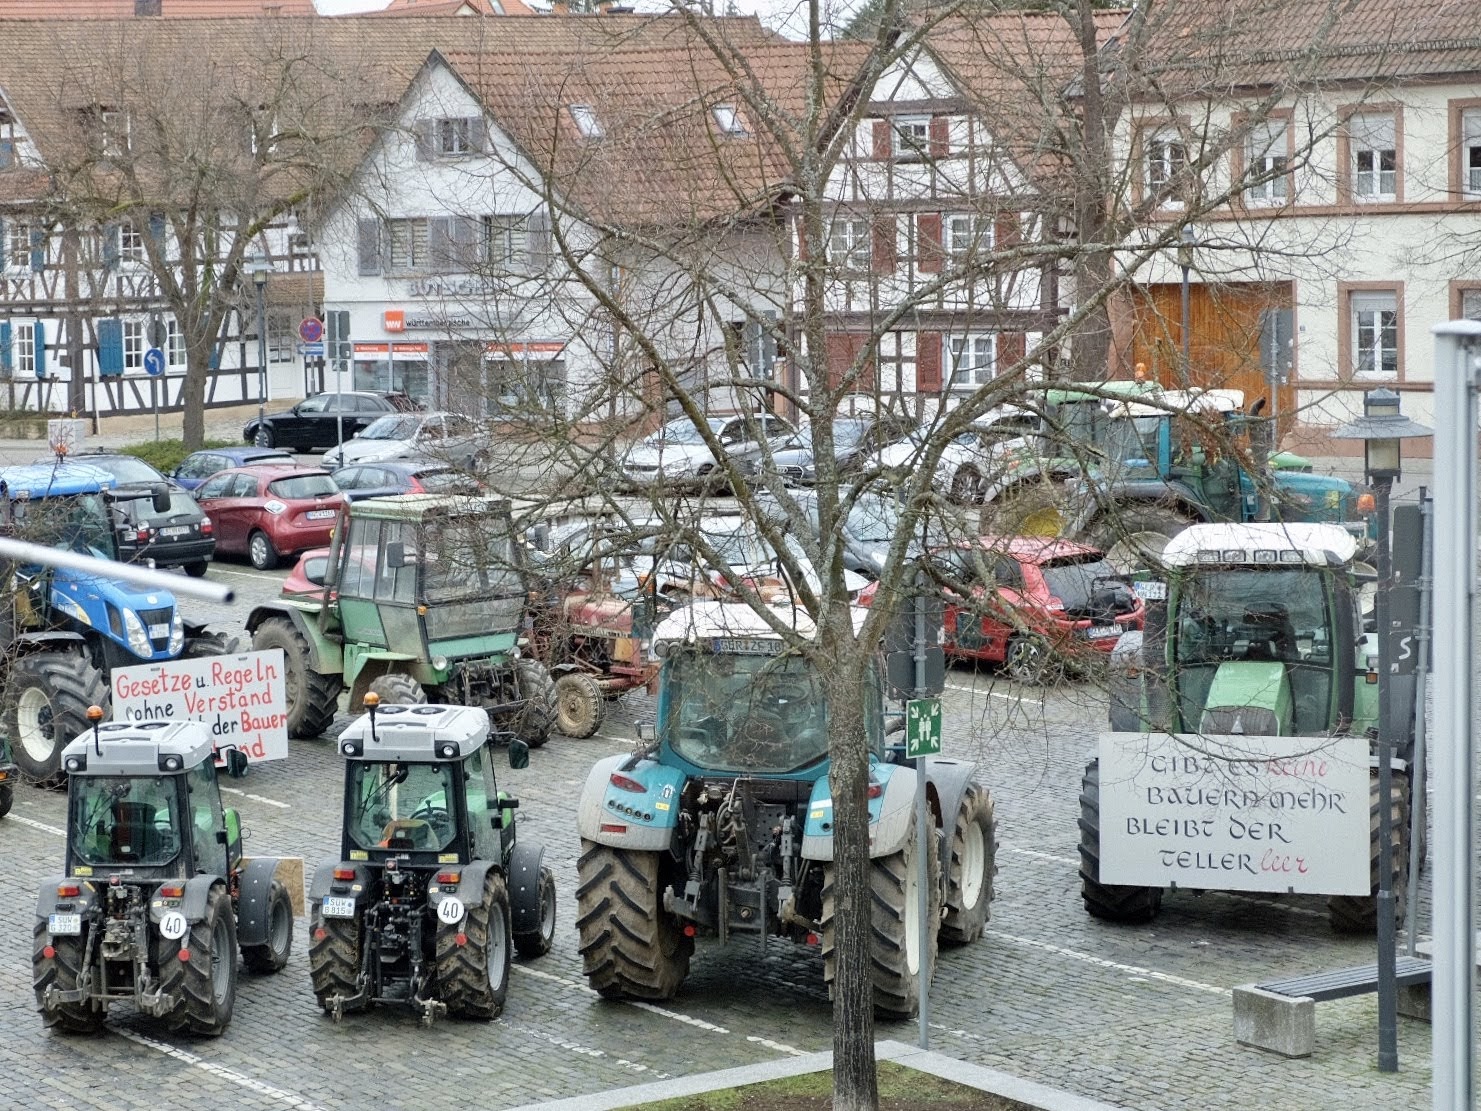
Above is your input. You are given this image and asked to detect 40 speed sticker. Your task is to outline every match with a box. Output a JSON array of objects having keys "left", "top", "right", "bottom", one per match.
[
  {"left": 159, "top": 911, "right": 189, "bottom": 940},
  {"left": 436, "top": 897, "right": 465, "bottom": 925}
]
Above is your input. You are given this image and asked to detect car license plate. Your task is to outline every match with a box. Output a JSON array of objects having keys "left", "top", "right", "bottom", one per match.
[
  {"left": 1133, "top": 581, "right": 1167, "bottom": 601},
  {"left": 148, "top": 623, "right": 169, "bottom": 639},
  {"left": 307, "top": 509, "right": 337, "bottom": 520},
  {"left": 159, "top": 525, "right": 192, "bottom": 538},
  {"left": 48, "top": 913, "right": 82, "bottom": 936},
  {"left": 321, "top": 896, "right": 356, "bottom": 919},
  {"left": 1085, "top": 625, "right": 1120, "bottom": 639}
]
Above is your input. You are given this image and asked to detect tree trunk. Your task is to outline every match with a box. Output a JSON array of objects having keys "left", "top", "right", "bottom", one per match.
[
  {"left": 1065, "top": 0, "right": 1117, "bottom": 383},
  {"left": 180, "top": 334, "right": 211, "bottom": 448}
]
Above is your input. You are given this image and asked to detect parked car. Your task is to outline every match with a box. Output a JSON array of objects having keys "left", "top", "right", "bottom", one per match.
[
  {"left": 734, "top": 414, "right": 918, "bottom": 485},
  {"left": 282, "top": 546, "right": 334, "bottom": 596},
  {"left": 875, "top": 406, "right": 1040, "bottom": 502},
  {"left": 172, "top": 446, "right": 294, "bottom": 491},
  {"left": 760, "top": 486, "right": 962, "bottom": 579},
  {"left": 330, "top": 460, "right": 486, "bottom": 501},
  {"left": 619, "top": 413, "right": 795, "bottom": 488},
  {"left": 243, "top": 390, "right": 421, "bottom": 451},
  {"left": 55, "top": 452, "right": 215, "bottom": 576},
  {"left": 193, "top": 464, "right": 346, "bottom": 570},
  {"left": 323, "top": 411, "right": 484, "bottom": 468}
]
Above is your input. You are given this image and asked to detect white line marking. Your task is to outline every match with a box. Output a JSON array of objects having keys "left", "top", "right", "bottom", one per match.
[
  {"left": 943, "top": 681, "right": 1029, "bottom": 702},
  {"left": 208, "top": 568, "right": 284, "bottom": 583},
  {"left": 996, "top": 932, "right": 1230, "bottom": 997},
  {"left": 9, "top": 814, "right": 65, "bottom": 837},
  {"left": 746, "top": 1035, "right": 807, "bottom": 1056},
  {"left": 500, "top": 1019, "right": 673, "bottom": 1078},
  {"left": 1002, "top": 846, "right": 1077, "bottom": 866},
  {"left": 218, "top": 786, "right": 291, "bottom": 809},
  {"left": 112, "top": 1027, "right": 326, "bottom": 1109},
  {"left": 629, "top": 1001, "right": 729, "bottom": 1033},
  {"left": 515, "top": 964, "right": 596, "bottom": 994}
]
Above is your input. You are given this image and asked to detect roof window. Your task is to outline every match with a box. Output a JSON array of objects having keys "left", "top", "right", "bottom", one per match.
[
  {"left": 569, "top": 104, "right": 603, "bottom": 139},
  {"left": 712, "top": 103, "right": 747, "bottom": 137}
]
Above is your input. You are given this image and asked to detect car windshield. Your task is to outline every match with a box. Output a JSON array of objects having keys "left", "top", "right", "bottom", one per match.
[
  {"left": 346, "top": 761, "right": 458, "bottom": 853},
  {"left": 701, "top": 520, "right": 770, "bottom": 567},
  {"left": 663, "top": 649, "right": 831, "bottom": 773},
  {"left": 834, "top": 420, "right": 873, "bottom": 449},
  {"left": 1039, "top": 554, "right": 1122, "bottom": 612},
  {"left": 92, "top": 457, "right": 164, "bottom": 485},
  {"left": 651, "top": 418, "right": 721, "bottom": 446},
  {"left": 416, "top": 470, "right": 480, "bottom": 495},
  {"left": 359, "top": 415, "right": 421, "bottom": 441},
  {"left": 422, "top": 513, "right": 522, "bottom": 601},
  {"left": 70, "top": 775, "right": 183, "bottom": 868},
  {"left": 267, "top": 474, "right": 338, "bottom": 500}
]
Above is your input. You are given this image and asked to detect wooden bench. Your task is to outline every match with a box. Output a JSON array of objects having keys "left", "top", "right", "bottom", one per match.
[{"left": 1233, "top": 956, "right": 1432, "bottom": 1057}]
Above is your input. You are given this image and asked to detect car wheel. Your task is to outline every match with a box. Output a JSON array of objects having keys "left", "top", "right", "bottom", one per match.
[
  {"left": 254, "top": 426, "right": 275, "bottom": 448},
  {"left": 248, "top": 531, "right": 279, "bottom": 571},
  {"left": 184, "top": 561, "right": 209, "bottom": 578}
]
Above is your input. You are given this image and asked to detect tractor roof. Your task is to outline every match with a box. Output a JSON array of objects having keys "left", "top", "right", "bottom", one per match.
[
  {"left": 348, "top": 493, "right": 510, "bottom": 522},
  {"left": 1162, "top": 522, "right": 1358, "bottom": 568},
  {"left": 0, "top": 462, "right": 117, "bottom": 499},
  {"left": 337, "top": 704, "right": 491, "bottom": 763},
  {"left": 653, "top": 599, "right": 868, "bottom": 649},
  {"left": 61, "top": 720, "right": 215, "bottom": 777}
]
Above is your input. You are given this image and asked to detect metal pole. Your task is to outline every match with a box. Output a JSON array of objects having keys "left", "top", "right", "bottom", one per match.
[
  {"left": 1374, "top": 475, "right": 1397, "bottom": 1072},
  {"left": 1404, "top": 488, "right": 1431, "bottom": 957},
  {"left": 1430, "top": 321, "right": 1479, "bottom": 1111},
  {"left": 255, "top": 278, "right": 268, "bottom": 436},
  {"left": 1180, "top": 262, "right": 1191, "bottom": 378},
  {"left": 913, "top": 564, "right": 930, "bottom": 1049},
  {"left": 152, "top": 375, "right": 159, "bottom": 442},
  {"left": 0, "top": 536, "right": 233, "bottom": 604}
]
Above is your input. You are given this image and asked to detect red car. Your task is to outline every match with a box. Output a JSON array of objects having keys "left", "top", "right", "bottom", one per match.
[{"left": 193, "top": 465, "right": 346, "bottom": 570}]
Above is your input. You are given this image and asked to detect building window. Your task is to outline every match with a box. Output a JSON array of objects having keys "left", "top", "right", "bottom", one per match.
[
  {"left": 437, "top": 117, "right": 474, "bottom": 156},
  {"left": 712, "top": 104, "right": 747, "bottom": 137},
  {"left": 944, "top": 214, "right": 989, "bottom": 260},
  {"left": 569, "top": 105, "right": 603, "bottom": 139},
  {"left": 15, "top": 320, "right": 34, "bottom": 375},
  {"left": 1462, "top": 109, "right": 1481, "bottom": 197},
  {"left": 1145, "top": 131, "right": 1188, "bottom": 204},
  {"left": 165, "top": 318, "right": 185, "bottom": 365},
  {"left": 386, "top": 217, "right": 429, "bottom": 272},
  {"left": 1244, "top": 119, "right": 1289, "bottom": 203},
  {"left": 288, "top": 229, "right": 312, "bottom": 264},
  {"left": 1350, "top": 290, "right": 1398, "bottom": 378},
  {"left": 892, "top": 116, "right": 930, "bottom": 158},
  {"left": 1350, "top": 113, "right": 1397, "bottom": 201},
  {"left": 828, "top": 217, "right": 870, "bottom": 271},
  {"left": 123, "top": 319, "right": 145, "bottom": 371},
  {"left": 7, "top": 222, "right": 32, "bottom": 270},
  {"left": 482, "top": 215, "right": 526, "bottom": 269},
  {"left": 1462, "top": 288, "right": 1481, "bottom": 321},
  {"left": 268, "top": 310, "right": 295, "bottom": 363},
  {"left": 0, "top": 110, "right": 14, "bottom": 170},
  {"left": 100, "top": 109, "right": 130, "bottom": 157},
  {"left": 119, "top": 220, "right": 146, "bottom": 264},
  {"left": 947, "top": 333, "right": 995, "bottom": 388}
]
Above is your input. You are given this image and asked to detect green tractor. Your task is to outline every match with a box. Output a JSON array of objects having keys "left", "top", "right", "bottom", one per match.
[
  {"left": 246, "top": 495, "right": 554, "bottom": 746},
  {"left": 1081, "top": 521, "right": 1404, "bottom": 932}
]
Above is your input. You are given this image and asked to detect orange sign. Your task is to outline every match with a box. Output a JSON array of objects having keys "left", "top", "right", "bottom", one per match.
[{"left": 383, "top": 310, "right": 405, "bottom": 333}]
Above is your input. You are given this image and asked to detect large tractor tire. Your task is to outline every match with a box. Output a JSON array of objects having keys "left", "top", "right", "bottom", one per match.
[
  {"left": 1089, "top": 505, "right": 1193, "bottom": 576},
  {"left": 32, "top": 919, "right": 105, "bottom": 1034},
  {"left": 0, "top": 780, "right": 12, "bottom": 819},
  {"left": 241, "top": 880, "right": 294, "bottom": 975},
  {"left": 436, "top": 871, "right": 512, "bottom": 1020},
  {"left": 942, "top": 783, "right": 997, "bottom": 945},
  {"left": 1328, "top": 771, "right": 1409, "bottom": 934},
  {"left": 513, "top": 660, "right": 555, "bottom": 749},
  {"left": 575, "top": 840, "right": 692, "bottom": 1000},
  {"left": 181, "top": 631, "right": 242, "bottom": 660},
  {"left": 554, "top": 672, "right": 604, "bottom": 739},
  {"left": 159, "top": 885, "right": 237, "bottom": 1036},
  {"left": 5, "top": 652, "right": 109, "bottom": 788},
  {"left": 1078, "top": 758, "right": 1163, "bottom": 923},
  {"left": 984, "top": 480, "right": 1070, "bottom": 538},
  {"left": 252, "top": 618, "right": 341, "bottom": 739},
  {"left": 514, "top": 865, "right": 557, "bottom": 958},
  {"left": 308, "top": 908, "right": 367, "bottom": 1016},
  {"left": 822, "top": 800, "right": 941, "bottom": 1018},
  {"left": 368, "top": 672, "right": 426, "bottom": 706}
]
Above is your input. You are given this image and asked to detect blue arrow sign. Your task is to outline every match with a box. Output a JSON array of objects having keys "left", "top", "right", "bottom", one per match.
[{"left": 143, "top": 347, "right": 166, "bottom": 377}]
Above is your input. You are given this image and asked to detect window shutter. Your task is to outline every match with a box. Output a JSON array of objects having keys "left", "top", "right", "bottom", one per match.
[
  {"left": 33, "top": 321, "right": 45, "bottom": 378},
  {"left": 97, "top": 318, "right": 124, "bottom": 376},
  {"left": 795, "top": 218, "right": 809, "bottom": 261},
  {"left": 823, "top": 332, "right": 875, "bottom": 391},
  {"left": 872, "top": 215, "right": 896, "bottom": 273},
  {"left": 917, "top": 213, "right": 943, "bottom": 274},
  {"left": 929, "top": 117, "right": 949, "bottom": 158},
  {"left": 470, "top": 116, "right": 489, "bottom": 153},
  {"left": 356, "top": 218, "right": 382, "bottom": 276},
  {"left": 524, "top": 208, "right": 551, "bottom": 272},
  {"left": 916, "top": 332, "right": 942, "bottom": 392},
  {"left": 0, "top": 322, "right": 10, "bottom": 374},
  {"left": 997, "top": 331, "right": 1025, "bottom": 368},
  {"left": 102, "top": 223, "right": 119, "bottom": 270},
  {"left": 427, "top": 217, "right": 452, "bottom": 273},
  {"left": 453, "top": 216, "right": 480, "bottom": 268},
  {"left": 28, "top": 226, "right": 44, "bottom": 273},
  {"left": 871, "top": 119, "right": 891, "bottom": 161},
  {"left": 414, "top": 119, "right": 435, "bottom": 161},
  {"left": 995, "top": 212, "right": 1021, "bottom": 249}
]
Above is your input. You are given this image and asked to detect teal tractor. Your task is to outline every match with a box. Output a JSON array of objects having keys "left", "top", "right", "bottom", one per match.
[
  {"left": 574, "top": 599, "right": 998, "bottom": 1017},
  {"left": 1081, "top": 522, "right": 1406, "bottom": 932},
  {"left": 0, "top": 463, "right": 239, "bottom": 785}
]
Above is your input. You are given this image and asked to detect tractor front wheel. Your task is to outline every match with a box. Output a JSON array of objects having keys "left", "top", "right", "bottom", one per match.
[
  {"left": 1328, "top": 771, "right": 1409, "bottom": 933},
  {"left": 161, "top": 885, "right": 237, "bottom": 1036},
  {"left": 241, "top": 880, "right": 294, "bottom": 974},
  {"left": 514, "top": 865, "right": 557, "bottom": 958},
  {"left": 33, "top": 919, "right": 104, "bottom": 1034},
  {"left": 554, "top": 672, "right": 604, "bottom": 738},
  {"left": 252, "top": 618, "right": 341, "bottom": 739},
  {"left": 1078, "top": 758, "right": 1163, "bottom": 922},
  {"left": 5, "top": 652, "right": 109, "bottom": 787},
  {"left": 942, "top": 783, "right": 997, "bottom": 945},
  {"left": 308, "top": 908, "right": 366, "bottom": 1016},
  {"left": 1090, "top": 505, "right": 1192, "bottom": 576},
  {"left": 436, "top": 872, "right": 512, "bottom": 1020},
  {"left": 181, "top": 631, "right": 242, "bottom": 660},
  {"left": 575, "top": 840, "right": 691, "bottom": 1000},
  {"left": 0, "top": 780, "right": 12, "bottom": 818},
  {"left": 513, "top": 660, "right": 555, "bottom": 748},
  {"left": 368, "top": 672, "right": 426, "bottom": 706}
]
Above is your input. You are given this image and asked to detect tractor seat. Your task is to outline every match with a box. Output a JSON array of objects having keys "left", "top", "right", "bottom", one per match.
[
  {"left": 111, "top": 801, "right": 161, "bottom": 861},
  {"left": 379, "top": 819, "right": 436, "bottom": 850}
]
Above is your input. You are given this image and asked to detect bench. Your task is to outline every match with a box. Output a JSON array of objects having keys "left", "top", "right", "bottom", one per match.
[{"left": 1233, "top": 956, "right": 1432, "bottom": 1058}]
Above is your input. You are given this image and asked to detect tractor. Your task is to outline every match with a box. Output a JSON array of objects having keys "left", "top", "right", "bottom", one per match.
[
  {"left": 574, "top": 599, "right": 997, "bottom": 1018},
  {"left": 32, "top": 713, "right": 294, "bottom": 1035},
  {"left": 1081, "top": 521, "right": 1406, "bottom": 932},
  {"left": 306, "top": 698, "right": 556, "bottom": 1023},
  {"left": 246, "top": 494, "right": 554, "bottom": 746},
  {"left": 0, "top": 462, "right": 239, "bottom": 785}
]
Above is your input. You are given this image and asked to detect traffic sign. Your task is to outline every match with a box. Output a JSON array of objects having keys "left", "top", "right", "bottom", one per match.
[
  {"left": 297, "top": 342, "right": 324, "bottom": 357},
  {"left": 905, "top": 697, "right": 942, "bottom": 759},
  {"left": 142, "top": 347, "right": 166, "bottom": 377},
  {"left": 299, "top": 317, "right": 324, "bottom": 343}
]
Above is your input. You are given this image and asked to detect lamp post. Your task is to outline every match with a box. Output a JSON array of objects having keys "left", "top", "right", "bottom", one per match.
[
  {"left": 248, "top": 259, "right": 269, "bottom": 436},
  {"left": 1333, "top": 387, "right": 1432, "bottom": 1074},
  {"left": 1177, "top": 225, "right": 1197, "bottom": 380}
]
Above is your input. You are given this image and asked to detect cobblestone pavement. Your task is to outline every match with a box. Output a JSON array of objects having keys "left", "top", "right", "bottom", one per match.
[{"left": 1, "top": 558, "right": 1441, "bottom": 1111}]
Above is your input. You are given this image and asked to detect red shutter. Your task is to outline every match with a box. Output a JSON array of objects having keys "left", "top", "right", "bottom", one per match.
[
  {"left": 997, "top": 331, "right": 1026, "bottom": 368},
  {"left": 824, "top": 332, "right": 875, "bottom": 391},
  {"left": 995, "top": 211, "right": 1021, "bottom": 249},
  {"left": 872, "top": 215, "right": 896, "bottom": 273},
  {"left": 929, "top": 116, "right": 949, "bottom": 158},
  {"left": 917, "top": 213, "right": 943, "bottom": 274},
  {"left": 795, "top": 217, "right": 809, "bottom": 261},
  {"left": 916, "top": 332, "right": 942, "bottom": 392},
  {"left": 872, "top": 119, "right": 892, "bottom": 161}
]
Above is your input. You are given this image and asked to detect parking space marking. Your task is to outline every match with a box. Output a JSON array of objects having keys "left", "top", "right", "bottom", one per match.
[
  {"left": 996, "top": 932, "right": 1230, "bottom": 997},
  {"left": 745, "top": 1034, "right": 807, "bottom": 1056},
  {"left": 1002, "top": 845, "right": 1077, "bottom": 866},
  {"left": 112, "top": 1027, "right": 326, "bottom": 1110},
  {"left": 501, "top": 1019, "right": 673, "bottom": 1079},
  {"left": 629, "top": 1001, "right": 729, "bottom": 1033},
  {"left": 9, "top": 813, "right": 65, "bottom": 837},
  {"left": 208, "top": 568, "right": 287, "bottom": 583},
  {"left": 944, "top": 681, "right": 1031, "bottom": 702},
  {"left": 219, "top": 786, "right": 292, "bottom": 809}
]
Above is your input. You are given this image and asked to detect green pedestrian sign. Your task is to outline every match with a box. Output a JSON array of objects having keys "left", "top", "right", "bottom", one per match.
[{"left": 905, "top": 697, "right": 942, "bottom": 759}]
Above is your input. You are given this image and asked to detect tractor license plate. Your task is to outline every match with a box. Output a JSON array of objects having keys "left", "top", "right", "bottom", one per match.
[
  {"left": 159, "top": 525, "right": 192, "bottom": 537},
  {"left": 148, "top": 623, "right": 169, "bottom": 639},
  {"left": 1085, "top": 625, "right": 1120, "bottom": 639},
  {"left": 48, "top": 913, "right": 82, "bottom": 936},
  {"left": 1133, "top": 580, "right": 1167, "bottom": 601},
  {"left": 306, "top": 509, "right": 336, "bottom": 520},
  {"left": 321, "top": 897, "right": 356, "bottom": 919}
]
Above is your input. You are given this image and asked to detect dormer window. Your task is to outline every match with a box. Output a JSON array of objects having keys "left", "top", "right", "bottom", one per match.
[
  {"left": 100, "top": 109, "right": 130, "bottom": 157},
  {"left": 892, "top": 116, "right": 930, "bottom": 158},
  {"left": 569, "top": 104, "right": 603, "bottom": 139},
  {"left": 712, "top": 104, "right": 747, "bottom": 137},
  {"left": 0, "top": 109, "right": 14, "bottom": 170},
  {"left": 437, "top": 117, "right": 474, "bottom": 155}
]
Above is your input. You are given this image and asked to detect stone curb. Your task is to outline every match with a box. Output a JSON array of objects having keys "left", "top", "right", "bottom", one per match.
[{"left": 503, "top": 1039, "right": 1127, "bottom": 1111}]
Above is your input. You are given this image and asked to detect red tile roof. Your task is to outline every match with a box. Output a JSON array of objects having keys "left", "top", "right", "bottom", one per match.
[{"left": 0, "top": 0, "right": 317, "bottom": 16}]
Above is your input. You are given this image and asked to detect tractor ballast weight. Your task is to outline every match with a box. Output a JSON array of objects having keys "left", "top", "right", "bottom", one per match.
[{"left": 573, "top": 600, "right": 998, "bottom": 1017}]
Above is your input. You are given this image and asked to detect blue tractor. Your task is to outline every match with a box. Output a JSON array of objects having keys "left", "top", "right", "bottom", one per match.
[{"left": 0, "top": 463, "right": 238, "bottom": 785}]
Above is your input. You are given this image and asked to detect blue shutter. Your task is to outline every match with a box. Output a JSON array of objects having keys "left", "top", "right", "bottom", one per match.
[
  {"left": 33, "top": 321, "right": 45, "bottom": 378},
  {"left": 208, "top": 344, "right": 221, "bottom": 370},
  {"left": 0, "top": 322, "right": 11, "bottom": 375},
  {"left": 29, "top": 227, "right": 44, "bottom": 273},
  {"left": 97, "top": 318, "right": 124, "bottom": 376},
  {"left": 102, "top": 224, "right": 119, "bottom": 270}
]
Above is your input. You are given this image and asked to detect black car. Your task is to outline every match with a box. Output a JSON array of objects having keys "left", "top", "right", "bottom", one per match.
[
  {"left": 59, "top": 453, "right": 215, "bottom": 576},
  {"left": 243, "top": 391, "right": 422, "bottom": 451},
  {"left": 331, "top": 460, "right": 486, "bottom": 502}
]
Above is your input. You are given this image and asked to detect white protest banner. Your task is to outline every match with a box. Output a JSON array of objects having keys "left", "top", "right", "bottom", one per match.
[
  {"left": 1097, "top": 732, "right": 1370, "bottom": 896},
  {"left": 111, "top": 649, "right": 289, "bottom": 763}
]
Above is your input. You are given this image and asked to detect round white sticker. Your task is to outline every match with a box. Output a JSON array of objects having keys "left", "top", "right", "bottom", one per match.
[
  {"left": 436, "top": 897, "right": 465, "bottom": 925},
  {"left": 159, "top": 911, "right": 189, "bottom": 940}
]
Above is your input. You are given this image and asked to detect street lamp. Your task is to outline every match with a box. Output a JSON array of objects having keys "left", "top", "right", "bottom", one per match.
[
  {"left": 1333, "top": 386, "right": 1432, "bottom": 1074},
  {"left": 246, "top": 257, "right": 270, "bottom": 438},
  {"left": 1177, "top": 225, "right": 1197, "bottom": 381}
]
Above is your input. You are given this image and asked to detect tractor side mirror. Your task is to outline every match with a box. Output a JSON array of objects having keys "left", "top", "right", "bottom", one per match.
[
  {"left": 507, "top": 739, "right": 530, "bottom": 770},
  {"left": 223, "top": 748, "right": 249, "bottom": 778},
  {"left": 151, "top": 483, "right": 172, "bottom": 514},
  {"left": 884, "top": 714, "right": 905, "bottom": 737},
  {"left": 636, "top": 721, "right": 656, "bottom": 744},
  {"left": 385, "top": 541, "right": 417, "bottom": 569}
]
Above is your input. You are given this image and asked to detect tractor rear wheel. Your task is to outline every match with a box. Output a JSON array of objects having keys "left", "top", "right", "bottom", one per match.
[
  {"left": 0, "top": 780, "right": 12, "bottom": 818},
  {"left": 575, "top": 840, "right": 691, "bottom": 1000},
  {"left": 1328, "top": 771, "right": 1409, "bottom": 933},
  {"left": 513, "top": 660, "right": 555, "bottom": 748},
  {"left": 823, "top": 795, "right": 941, "bottom": 1018},
  {"left": 942, "top": 783, "right": 997, "bottom": 945},
  {"left": 252, "top": 618, "right": 341, "bottom": 739},
  {"left": 514, "top": 865, "right": 557, "bottom": 958},
  {"left": 554, "top": 672, "right": 604, "bottom": 738},
  {"left": 436, "top": 872, "right": 512, "bottom": 1020},
  {"left": 985, "top": 480, "right": 1070, "bottom": 537},
  {"left": 161, "top": 885, "right": 237, "bottom": 1036},
  {"left": 1089, "top": 505, "right": 1192, "bottom": 576},
  {"left": 1078, "top": 758, "right": 1163, "bottom": 922},
  {"left": 5, "top": 652, "right": 108, "bottom": 787},
  {"left": 368, "top": 672, "right": 426, "bottom": 706},
  {"left": 181, "top": 631, "right": 242, "bottom": 659},
  {"left": 32, "top": 919, "right": 104, "bottom": 1034},
  {"left": 241, "top": 880, "right": 294, "bottom": 974},
  {"left": 309, "top": 908, "right": 366, "bottom": 1016}
]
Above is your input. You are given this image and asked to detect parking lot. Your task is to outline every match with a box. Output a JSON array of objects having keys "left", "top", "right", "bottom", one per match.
[{"left": 0, "top": 549, "right": 1438, "bottom": 1111}]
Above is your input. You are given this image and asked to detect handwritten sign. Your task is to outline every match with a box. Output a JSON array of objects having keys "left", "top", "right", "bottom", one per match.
[
  {"left": 1097, "top": 732, "right": 1370, "bottom": 896},
  {"left": 111, "top": 649, "right": 289, "bottom": 763}
]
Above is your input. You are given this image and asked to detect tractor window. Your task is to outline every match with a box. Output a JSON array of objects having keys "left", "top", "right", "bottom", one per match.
[
  {"left": 463, "top": 746, "right": 500, "bottom": 859},
  {"left": 13, "top": 493, "right": 115, "bottom": 559},
  {"left": 185, "top": 760, "right": 227, "bottom": 876},
  {"left": 374, "top": 520, "right": 417, "bottom": 604},
  {"left": 70, "top": 775, "right": 183, "bottom": 869},
  {"left": 340, "top": 517, "right": 382, "bottom": 598},
  {"left": 1096, "top": 416, "right": 1162, "bottom": 478},
  {"left": 421, "top": 514, "right": 521, "bottom": 602},
  {"left": 346, "top": 761, "right": 459, "bottom": 853}
]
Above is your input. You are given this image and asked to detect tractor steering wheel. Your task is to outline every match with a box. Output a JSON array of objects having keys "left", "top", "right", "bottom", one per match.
[{"left": 411, "top": 804, "right": 453, "bottom": 834}]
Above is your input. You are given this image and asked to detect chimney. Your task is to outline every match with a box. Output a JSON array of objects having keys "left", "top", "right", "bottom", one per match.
[
  {"left": 135, "top": 0, "right": 162, "bottom": 14},
  {"left": 551, "top": 0, "right": 569, "bottom": 12}
]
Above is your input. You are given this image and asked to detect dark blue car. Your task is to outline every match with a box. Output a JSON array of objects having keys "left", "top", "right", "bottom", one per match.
[
  {"left": 330, "top": 460, "right": 485, "bottom": 502},
  {"left": 171, "top": 447, "right": 295, "bottom": 491}
]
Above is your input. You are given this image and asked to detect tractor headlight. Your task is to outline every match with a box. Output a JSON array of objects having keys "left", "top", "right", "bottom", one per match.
[
  {"left": 122, "top": 608, "right": 153, "bottom": 657},
  {"left": 169, "top": 611, "right": 184, "bottom": 655}
]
